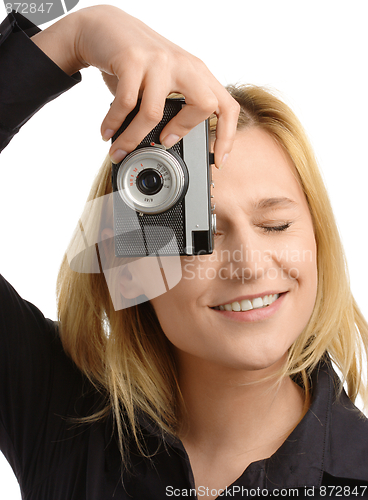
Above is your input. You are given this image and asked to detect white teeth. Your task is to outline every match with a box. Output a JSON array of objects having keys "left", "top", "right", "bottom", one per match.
[
  {"left": 252, "top": 297, "right": 263, "bottom": 309},
  {"left": 215, "top": 293, "right": 280, "bottom": 312},
  {"left": 240, "top": 299, "right": 253, "bottom": 311}
]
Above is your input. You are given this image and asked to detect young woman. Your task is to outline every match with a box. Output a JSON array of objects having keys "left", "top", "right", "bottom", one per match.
[{"left": 1, "top": 5, "right": 367, "bottom": 499}]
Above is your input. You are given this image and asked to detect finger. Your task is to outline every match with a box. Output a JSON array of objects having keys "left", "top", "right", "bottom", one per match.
[
  {"left": 109, "top": 76, "right": 170, "bottom": 162},
  {"left": 158, "top": 83, "right": 219, "bottom": 149},
  {"left": 212, "top": 96, "right": 240, "bottom": 169},
  {"left": 170, "top": 60, "right": 240, "bottom": 169},
  {"left": 100, "top": 67, "right": 143, "bottom": 144},
  {"left": 159, "top": 90, "right": 239, "bottom": 169}
]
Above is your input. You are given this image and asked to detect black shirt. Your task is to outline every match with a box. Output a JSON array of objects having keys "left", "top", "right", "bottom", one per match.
[
  {"left": 0, "top": 11, "right": 81, "bottom": 152},
  {"left": 1, "top": 11, "right": 368, "bottom": 500}
]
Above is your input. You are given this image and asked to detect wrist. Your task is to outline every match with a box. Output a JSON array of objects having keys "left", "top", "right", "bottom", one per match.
[{"left": 31, "top": 11, "right": 88, "bottom": 76}]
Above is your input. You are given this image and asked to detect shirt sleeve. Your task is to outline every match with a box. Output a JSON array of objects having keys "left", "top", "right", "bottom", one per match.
[
  {"left": 0, "top": 11, "right": 81, "bottom": 152},
  {"left": 0, "top": 273, "right": 95, "bottom": 492}
]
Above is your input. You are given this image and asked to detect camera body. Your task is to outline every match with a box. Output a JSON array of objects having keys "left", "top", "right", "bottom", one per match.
[{"left": 111, "top": 98, "right": 216, "bottom": 257}]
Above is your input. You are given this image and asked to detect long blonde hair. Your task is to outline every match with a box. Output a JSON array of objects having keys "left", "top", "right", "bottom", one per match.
[{"left": 57, "top": 84, "right": 368, "bottom": 465}]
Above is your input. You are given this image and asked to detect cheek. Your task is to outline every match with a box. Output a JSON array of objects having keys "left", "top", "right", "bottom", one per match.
[
  {"left": 150, "top": 292, "right": 197, "bottom": 356},
  {"left": 283, "top": 231, "right": 318, "bottom": 320},
  {"left": 150, "top": 277, "right": 196, "bottom": 337},
  {"left": 150, "top": 260, "right": 213, "bottom": 350},
  {"left": 285, "top": 245, "right": 317, "bottom": 282},
  {"left": 295, "top": 232, "right": 317, "bottom": 287}
]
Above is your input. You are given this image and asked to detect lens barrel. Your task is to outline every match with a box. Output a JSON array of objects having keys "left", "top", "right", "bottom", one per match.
[
  {"left": 136, "top": 169, "right": 163, "bottom": 195},
  {"left": 116, "top": 147, "right": 188, "bottom": 214}
]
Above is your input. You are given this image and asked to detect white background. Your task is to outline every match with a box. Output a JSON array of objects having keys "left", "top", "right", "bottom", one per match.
[{"left": 1, "top": 0, "right": 368, "bottom": 497}]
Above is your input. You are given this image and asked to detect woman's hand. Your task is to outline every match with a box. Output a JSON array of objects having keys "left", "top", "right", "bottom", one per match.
[{"left": 32, "top": 5, "right": 239, "bottom": 169}]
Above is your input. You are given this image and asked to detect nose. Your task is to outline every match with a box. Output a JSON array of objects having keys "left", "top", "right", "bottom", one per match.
[{"left": 215, "top": 225, "right": 276, "bottom": 284}]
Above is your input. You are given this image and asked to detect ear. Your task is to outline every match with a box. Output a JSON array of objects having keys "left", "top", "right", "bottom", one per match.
[
  {"left": 100, "top": 228, "right": 146, "bottom": 299},
  {"left": 99, "top": 228, "right": 181, "bottom": 310},
  {"left": 120, "top": 257, "right": 170, "bottom": 300},
  {"left": 118, "top": 262, "right": 146, "bottom": 299}
]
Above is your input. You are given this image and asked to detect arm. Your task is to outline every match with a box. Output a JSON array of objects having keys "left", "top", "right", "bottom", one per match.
[
  {"left": 1, "top": 5, "right": 239, "bottom": 167},
  {"left": 29, "top": 5, "right": 240, "bottom": 168},
  {"left": 0, "top": 11, "right": 81, "bottom": 152}
]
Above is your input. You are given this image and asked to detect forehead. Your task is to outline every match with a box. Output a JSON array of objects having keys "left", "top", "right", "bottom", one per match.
[{"left": 212, "top": 127, "right": 305, "bottom": 214}]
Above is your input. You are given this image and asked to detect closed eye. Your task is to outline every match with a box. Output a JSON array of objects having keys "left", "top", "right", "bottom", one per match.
[
  {"left": 214, "top": 222, "right": 293, "bottom": 238},
  {"left": 258, "top": 222, "right": 293, "bottom": 233}
]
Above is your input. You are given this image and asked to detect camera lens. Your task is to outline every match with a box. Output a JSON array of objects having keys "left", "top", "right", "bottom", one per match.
[
  {"left": 136, "top": 169, "right": 163, "bottom": 195},
  {"left": 116, "top": 147, "right": 188, "bottom": 214}
]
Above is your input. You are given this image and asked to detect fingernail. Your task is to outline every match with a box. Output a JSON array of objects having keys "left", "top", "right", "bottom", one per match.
[
  {"left": 110, "top": 149, "right": 128, "bottom": 164},
  {"left": 161, "top": 134, "right": 180, "bottom": 149},
  {"left": 218, "top": 153, "right": 229, "bottom": 170},
  {"left": 102, "top": 129, "right": 115, "bottom": 142}
]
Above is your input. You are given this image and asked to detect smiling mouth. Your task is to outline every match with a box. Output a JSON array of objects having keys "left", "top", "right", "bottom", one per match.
[{"left": 212, "top": 293, "right": 282, "bottom": 312}]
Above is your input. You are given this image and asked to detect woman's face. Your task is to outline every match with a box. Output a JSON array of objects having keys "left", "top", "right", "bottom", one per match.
[{"left": 150, "top": 127, "right": 318, "bottom": 374}]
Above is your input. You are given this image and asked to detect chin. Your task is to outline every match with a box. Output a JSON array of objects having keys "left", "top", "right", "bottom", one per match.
[{"left": 209, "top": 348, "right": 290, "bottom": 374}]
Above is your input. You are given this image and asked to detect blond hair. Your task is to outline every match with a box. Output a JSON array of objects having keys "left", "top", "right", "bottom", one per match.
[{"left": 57, "top": 84, "right": 368, "bottom": 465}]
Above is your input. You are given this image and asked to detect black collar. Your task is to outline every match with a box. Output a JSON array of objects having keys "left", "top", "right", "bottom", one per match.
[{"left": 137, "top": 357, "right": 368, "bottom": 489}]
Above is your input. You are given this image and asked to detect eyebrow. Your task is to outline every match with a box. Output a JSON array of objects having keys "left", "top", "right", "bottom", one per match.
[{"left": 252, "top": 197, "right": 298, "bottom": 211}]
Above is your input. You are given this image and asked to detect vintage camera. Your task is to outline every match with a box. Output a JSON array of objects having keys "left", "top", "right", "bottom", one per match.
[{"left": 111, "top": 98, "right": 216, "bottom": 257}]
